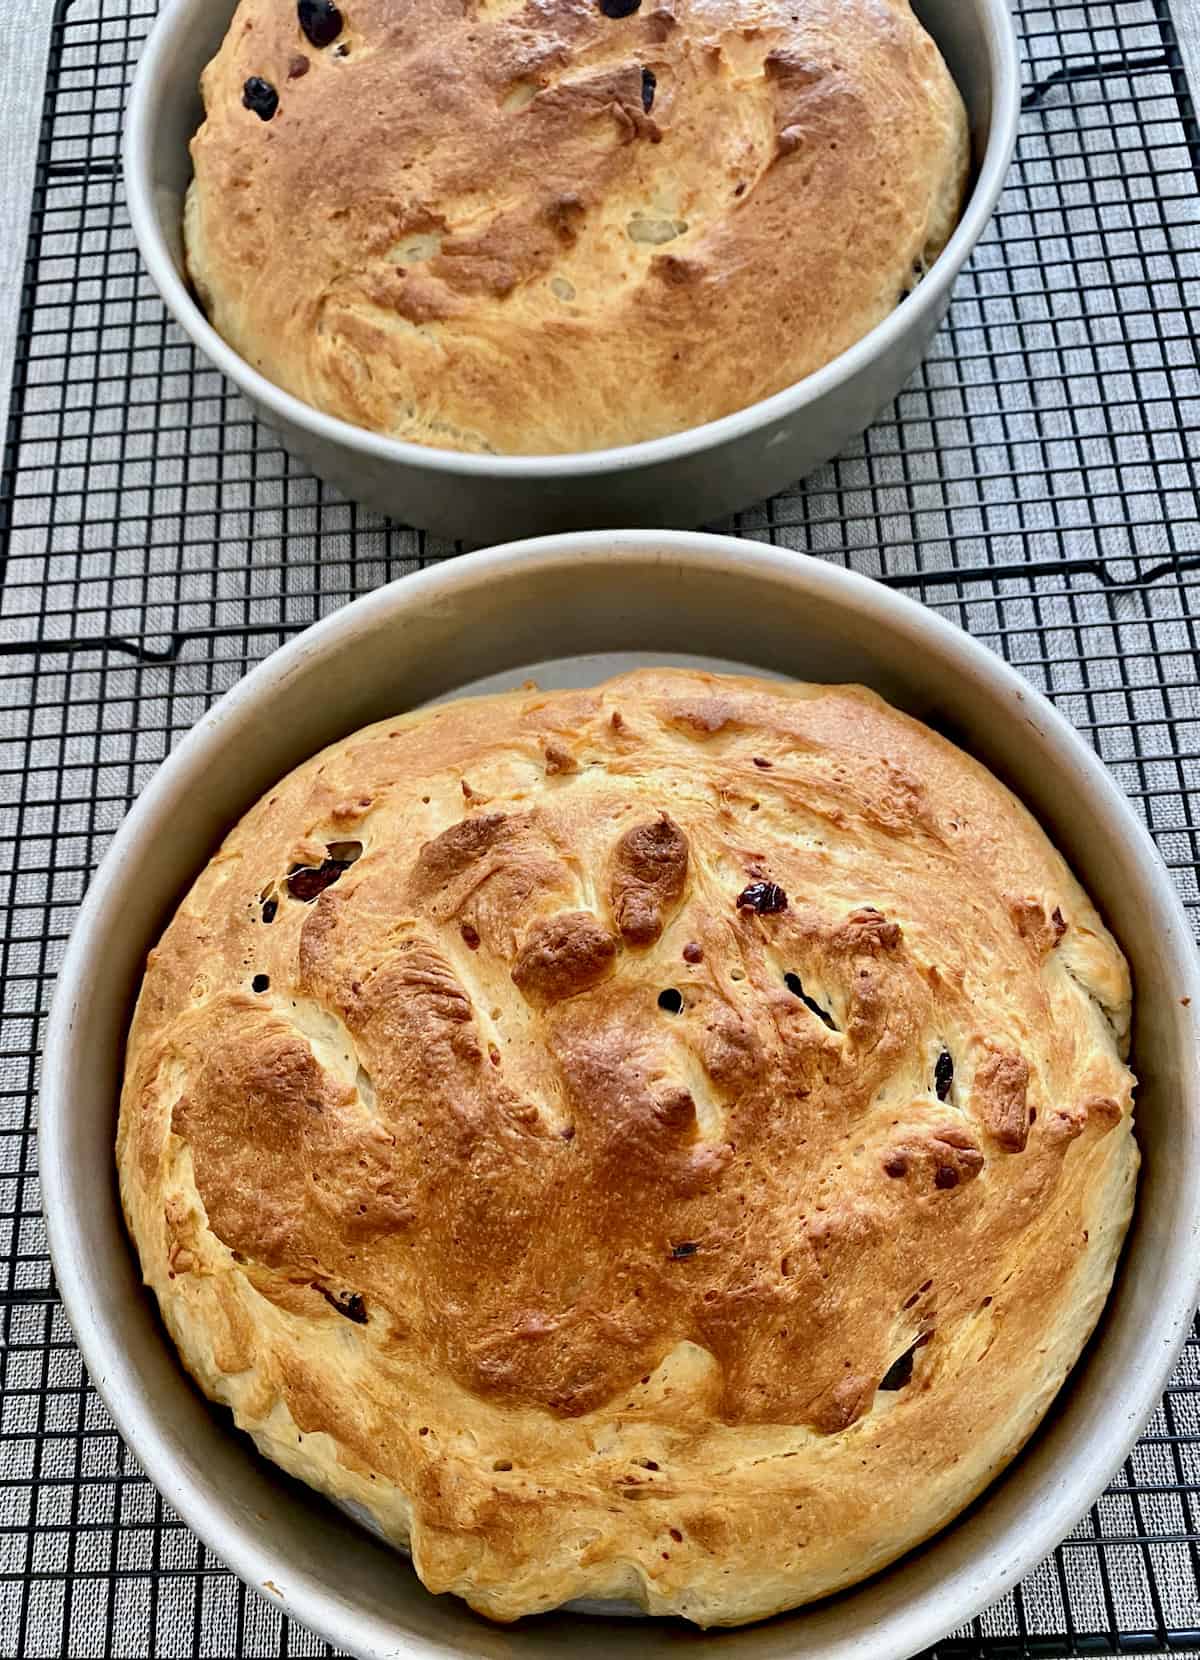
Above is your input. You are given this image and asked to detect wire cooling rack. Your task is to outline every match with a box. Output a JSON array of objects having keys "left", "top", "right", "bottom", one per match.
[{"left": 1, "top": 0, "right": 1199, "bottom": 1654}]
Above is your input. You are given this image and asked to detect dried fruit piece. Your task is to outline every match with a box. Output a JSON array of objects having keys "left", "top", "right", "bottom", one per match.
[
  {"left": 298, "top": 0, "right": 343, "bottom": 48},
  {"left": 242, "top": 77, "right": 279, "bottom": 120},
  {"left": 599, "top": 0, "right": 641, "bottom": 13},
  {"left": 641, "top": 68, "right": 657, "bottom": 112},
  {"left": 737, "top": 881, "right": 787, "bottom": 914},
  {"left": 934, "top": 1049, "right": 954, "bottom": 1100}
]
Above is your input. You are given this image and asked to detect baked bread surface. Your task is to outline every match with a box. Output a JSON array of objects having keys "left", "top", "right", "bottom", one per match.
[
  {"left": 119, "top": 669, "right": 1137, "bottom": 1625},
  {"left": 184, "top": 0, "right": 970, "bottom": 453}
]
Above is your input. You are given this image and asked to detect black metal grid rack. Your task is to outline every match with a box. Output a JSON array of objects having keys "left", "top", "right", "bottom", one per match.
[{"left": 1, "top": 0, "right": 1199, "bottom": 1654}]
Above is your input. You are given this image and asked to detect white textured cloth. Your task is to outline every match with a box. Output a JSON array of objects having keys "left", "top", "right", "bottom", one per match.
[{"left": 0, "top": 0, "right": 1197, "bottom": 1654}]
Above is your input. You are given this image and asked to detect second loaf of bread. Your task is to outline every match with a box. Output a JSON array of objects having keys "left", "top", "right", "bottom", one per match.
[{"left": 185, "top": 0, "right": 970, "bottom": 453}]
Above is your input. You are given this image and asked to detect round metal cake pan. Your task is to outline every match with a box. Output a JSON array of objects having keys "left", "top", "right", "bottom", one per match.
[
  {"left": 122, "top": 0, "right": 1019, "bottom": 541},
  {"left": 41, "top": 534, "right": 1200, "bottom": 1659}
]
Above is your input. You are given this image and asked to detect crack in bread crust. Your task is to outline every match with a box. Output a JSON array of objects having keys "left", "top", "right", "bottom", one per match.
[{"left": 118, "top": 668, "right": 1137, "bottom": 1625}]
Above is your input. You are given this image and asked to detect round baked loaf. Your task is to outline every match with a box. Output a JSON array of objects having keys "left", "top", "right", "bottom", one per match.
[
  {"left": 119, "top": 669, "right": 1137, "bottom": 1625},
  {"left": 184, "top": 0, "right": 970, "bottom": 453}
]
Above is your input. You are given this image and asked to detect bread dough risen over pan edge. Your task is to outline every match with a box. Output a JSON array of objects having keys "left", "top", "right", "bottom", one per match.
[{"left": 119, "top": 668, "right": 1136, "bottom": 1625}]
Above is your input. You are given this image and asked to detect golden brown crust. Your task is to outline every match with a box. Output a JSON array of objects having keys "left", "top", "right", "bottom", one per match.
[
  {"left": 183, "top": 0, "right": 969, "bottom": 453},
  {"left": 118, "top": 669, "right": 1137, "bottom": 1625},
  {"left": 610, "top": 813, "right": 689, "bottom": 943}
]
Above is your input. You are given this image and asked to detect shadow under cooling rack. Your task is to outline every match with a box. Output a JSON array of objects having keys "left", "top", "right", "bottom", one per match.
[{"left": 0, "top": 2, "right": 1199, "bottom": 1659}]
